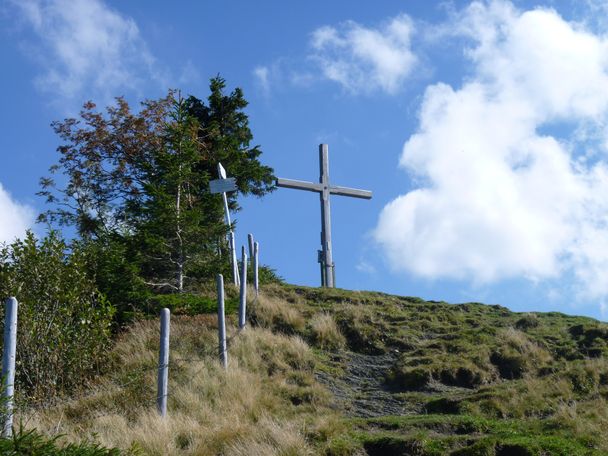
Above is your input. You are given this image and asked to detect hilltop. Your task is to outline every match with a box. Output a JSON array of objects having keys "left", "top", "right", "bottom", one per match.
[{"left": 17, "top": 284, "right": 608, "bottom": 455}]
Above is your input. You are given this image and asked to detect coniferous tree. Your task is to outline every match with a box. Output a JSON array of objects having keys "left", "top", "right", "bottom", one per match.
[
  {"left": 134, "top": 94, "right": 225, "bottom": 292},
  {"left": 39, "top": 78, "right": 275, "bottom": 302},
  {"left": 184, "top": 76, "right": 275, "bottom": 213}
]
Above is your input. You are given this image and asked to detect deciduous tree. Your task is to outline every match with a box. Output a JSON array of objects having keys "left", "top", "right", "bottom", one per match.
[{"left": 39, "top": 77, "right": 274, "bottom": 298}]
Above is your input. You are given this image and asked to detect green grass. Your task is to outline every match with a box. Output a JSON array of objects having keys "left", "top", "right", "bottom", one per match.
[
  {"left": 260, "top": 284, "right": 608, "bottom": 455},
  {"left": 337, "top": 415, "right": 603, "bottom": 455},
  {"left": 17, "top": 283, "right": 608, "bottom": 454}
]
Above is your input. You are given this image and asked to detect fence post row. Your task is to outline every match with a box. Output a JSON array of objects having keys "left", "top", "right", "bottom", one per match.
[
  {"left": 217, "top": 274, "right": 228, "bottom": 369},
  {"left": 157, "top": 308, "right": 170, "bottom": 417},
  {"left": 1, "top": 297, "right": 17, "bottom": 438},
  {"left": 239, "top": 246, "right": 248, "bottom": 329},
  {"left": 253, "top": 241, "right": 259, "bottom": 296},
  {"left": 0, "top": 247, "right": 261, "bottom": 423}
]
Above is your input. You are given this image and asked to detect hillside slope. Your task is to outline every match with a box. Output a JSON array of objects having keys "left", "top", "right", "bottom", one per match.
[{"left": 21, "top": 285, "right": 608, "bottom": 455}]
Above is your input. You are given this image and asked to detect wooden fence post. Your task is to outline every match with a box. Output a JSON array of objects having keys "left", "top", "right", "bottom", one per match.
[
  {"left": 229, "top": 231, "right": 239, "bottom": 287},
  {"left": 239, "top": 246, "right": 248, "bottom": 329},
  {"left": 157, "top": 308, "right": 170, "bottom": 417},
  {"left": 1, "top": 297, "right": 17, "bottom": 438},
  {"left": 217, "top": 274, "right": 228, "bottom": 369},
  {"left": 248, "top": 234, "right": 254, "bottom": 267},
  {"left": 254, "top": 242, "right": 259, "bottom": 297}
]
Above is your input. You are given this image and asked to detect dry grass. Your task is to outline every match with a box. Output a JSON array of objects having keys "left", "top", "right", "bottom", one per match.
[
  {"left": 18, "top": 310, "right": 335, "bottom": 455},
  {"left": 497, "top": 327, "right": 552, "bottom": 361},
  {"left": 491, "top": 327, "right": 553, "bottom": 378},
  {"left": 550, "top": 397, "right": 608, "bottom": 452},
  {"left": 250, "top": 293, "right": 306, "bottom": 334},
  {"left": 16, "top": 285, "right": 608, "bottom": 455},
  {"left": 310, "top": 313, "right": 345, "bottom": 350}
]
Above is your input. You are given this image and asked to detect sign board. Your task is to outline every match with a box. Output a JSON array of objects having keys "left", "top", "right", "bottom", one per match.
[{"left": 210, "top": 177, "right": 237, "bottom": 194}]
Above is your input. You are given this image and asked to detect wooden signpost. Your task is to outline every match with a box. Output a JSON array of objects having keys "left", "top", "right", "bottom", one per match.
[
  {"left": 276, "top": 144, "right": 372, "bottom": 288},
  {"left": 210, "top": 163, "right": 239, "bottom": 286},
  {"left": 217, "top": 274, "right": 228, "bottom": 369}
]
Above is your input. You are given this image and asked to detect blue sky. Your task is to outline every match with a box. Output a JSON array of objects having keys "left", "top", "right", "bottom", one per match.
[{"left": 2, "top": 0, "right": 608, "bottom": 320}]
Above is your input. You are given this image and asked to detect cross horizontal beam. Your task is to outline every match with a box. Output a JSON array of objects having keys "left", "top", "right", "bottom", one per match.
[
  {"left": 276, "top": 178, "right": 322, "bottom": 193},
  {"left": 276, "top": 178, "right": 372, "bottom": 199},
  {"left": 329, "top": 185, "right": 372, "bottom": 199}
]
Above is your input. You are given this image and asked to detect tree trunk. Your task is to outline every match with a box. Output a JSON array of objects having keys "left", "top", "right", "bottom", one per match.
[{"left": 176, "top": 147, "right": 184, "bottom": 293}]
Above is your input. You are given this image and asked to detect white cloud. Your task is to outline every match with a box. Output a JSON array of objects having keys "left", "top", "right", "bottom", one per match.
[
  {"left": 0, "top": 184, "right": 35, "bottom": 244},
  {"left": 252, "top": 60, "right": 310, "bottom": 95},
  {"left": 310, "top": 14, "right": 418, "bottom": 94},
  {"left": 375, "top": 1, "right": 608, "bottom": 301},
  {"left": 10, "top": 0, "right": 164, "bottom": 106},
  {"left": 253, "top": 65, "right": 270, "bottom": 95},
  {"left": 356, "top": 259, "right": 376, "bottom": 275},
  {"left": 253, "top": 14, "right": 418, "bottom": 95}
]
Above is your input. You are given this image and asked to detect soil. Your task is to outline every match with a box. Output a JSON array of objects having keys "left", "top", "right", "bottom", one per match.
[{"left": 315, "top": 350, "right": 412, "bottom": 418}]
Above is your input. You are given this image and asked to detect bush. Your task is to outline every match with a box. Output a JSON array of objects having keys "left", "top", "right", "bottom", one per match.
[
  {"left": 257, "top": 265, "right": 284, "bottom": 285},
  {"left": 150, "top": 293, "right": 238, "bottom": 315},
  {"left": 0, "top": 231, "right": 115, "bottom": 402},
  {"left": 79, "top": 235, "right": 150, "bottom": 326}
]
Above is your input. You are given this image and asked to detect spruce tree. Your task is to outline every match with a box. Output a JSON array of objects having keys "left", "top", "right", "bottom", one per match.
[{"left": 39, "top": 78, "right": 275, "bottom": 299}]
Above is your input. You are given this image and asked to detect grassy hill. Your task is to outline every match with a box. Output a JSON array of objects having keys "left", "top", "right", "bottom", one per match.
[{"left": 17, "top": 284, "right": 608, "bottom": 455}]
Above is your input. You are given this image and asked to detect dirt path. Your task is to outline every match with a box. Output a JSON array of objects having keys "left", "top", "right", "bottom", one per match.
[{"left": 315, "top": 351, "right": 414, "bottom": 418}]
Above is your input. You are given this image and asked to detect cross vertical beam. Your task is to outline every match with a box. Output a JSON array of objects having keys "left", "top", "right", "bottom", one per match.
[
  {"left": 319, "top": 144, "right": 334, "bottom": 287},
  {"left": 276, "top": 143, "right": 372, "bottom": 288}
]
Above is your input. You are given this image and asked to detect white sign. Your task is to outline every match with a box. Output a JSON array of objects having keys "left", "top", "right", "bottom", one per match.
[{"left": 210, "top": 177, "right": 237, "bottom": 194}]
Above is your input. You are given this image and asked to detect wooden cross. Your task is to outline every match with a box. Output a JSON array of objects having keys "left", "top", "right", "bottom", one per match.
[{"left": 276, "top": 144, "right": 372, "bottom": 287}]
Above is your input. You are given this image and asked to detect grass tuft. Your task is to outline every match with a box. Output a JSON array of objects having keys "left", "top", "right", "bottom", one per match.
[{"left": 310, "top": 313, "right": 346, "bottom": 350}]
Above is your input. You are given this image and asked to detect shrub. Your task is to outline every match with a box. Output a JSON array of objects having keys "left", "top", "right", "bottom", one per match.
[
  {"left": 257, "top": 265, "right": 284, "bottom": 285},
  {"left": 79, "top": 235, "right": 150, "bottom": 326},
  {"left": 150, "top": 293, "right": 237, "bottom": 315},
  {"left": 0, "top": 231, "right": 114, "bottom": 402}
]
